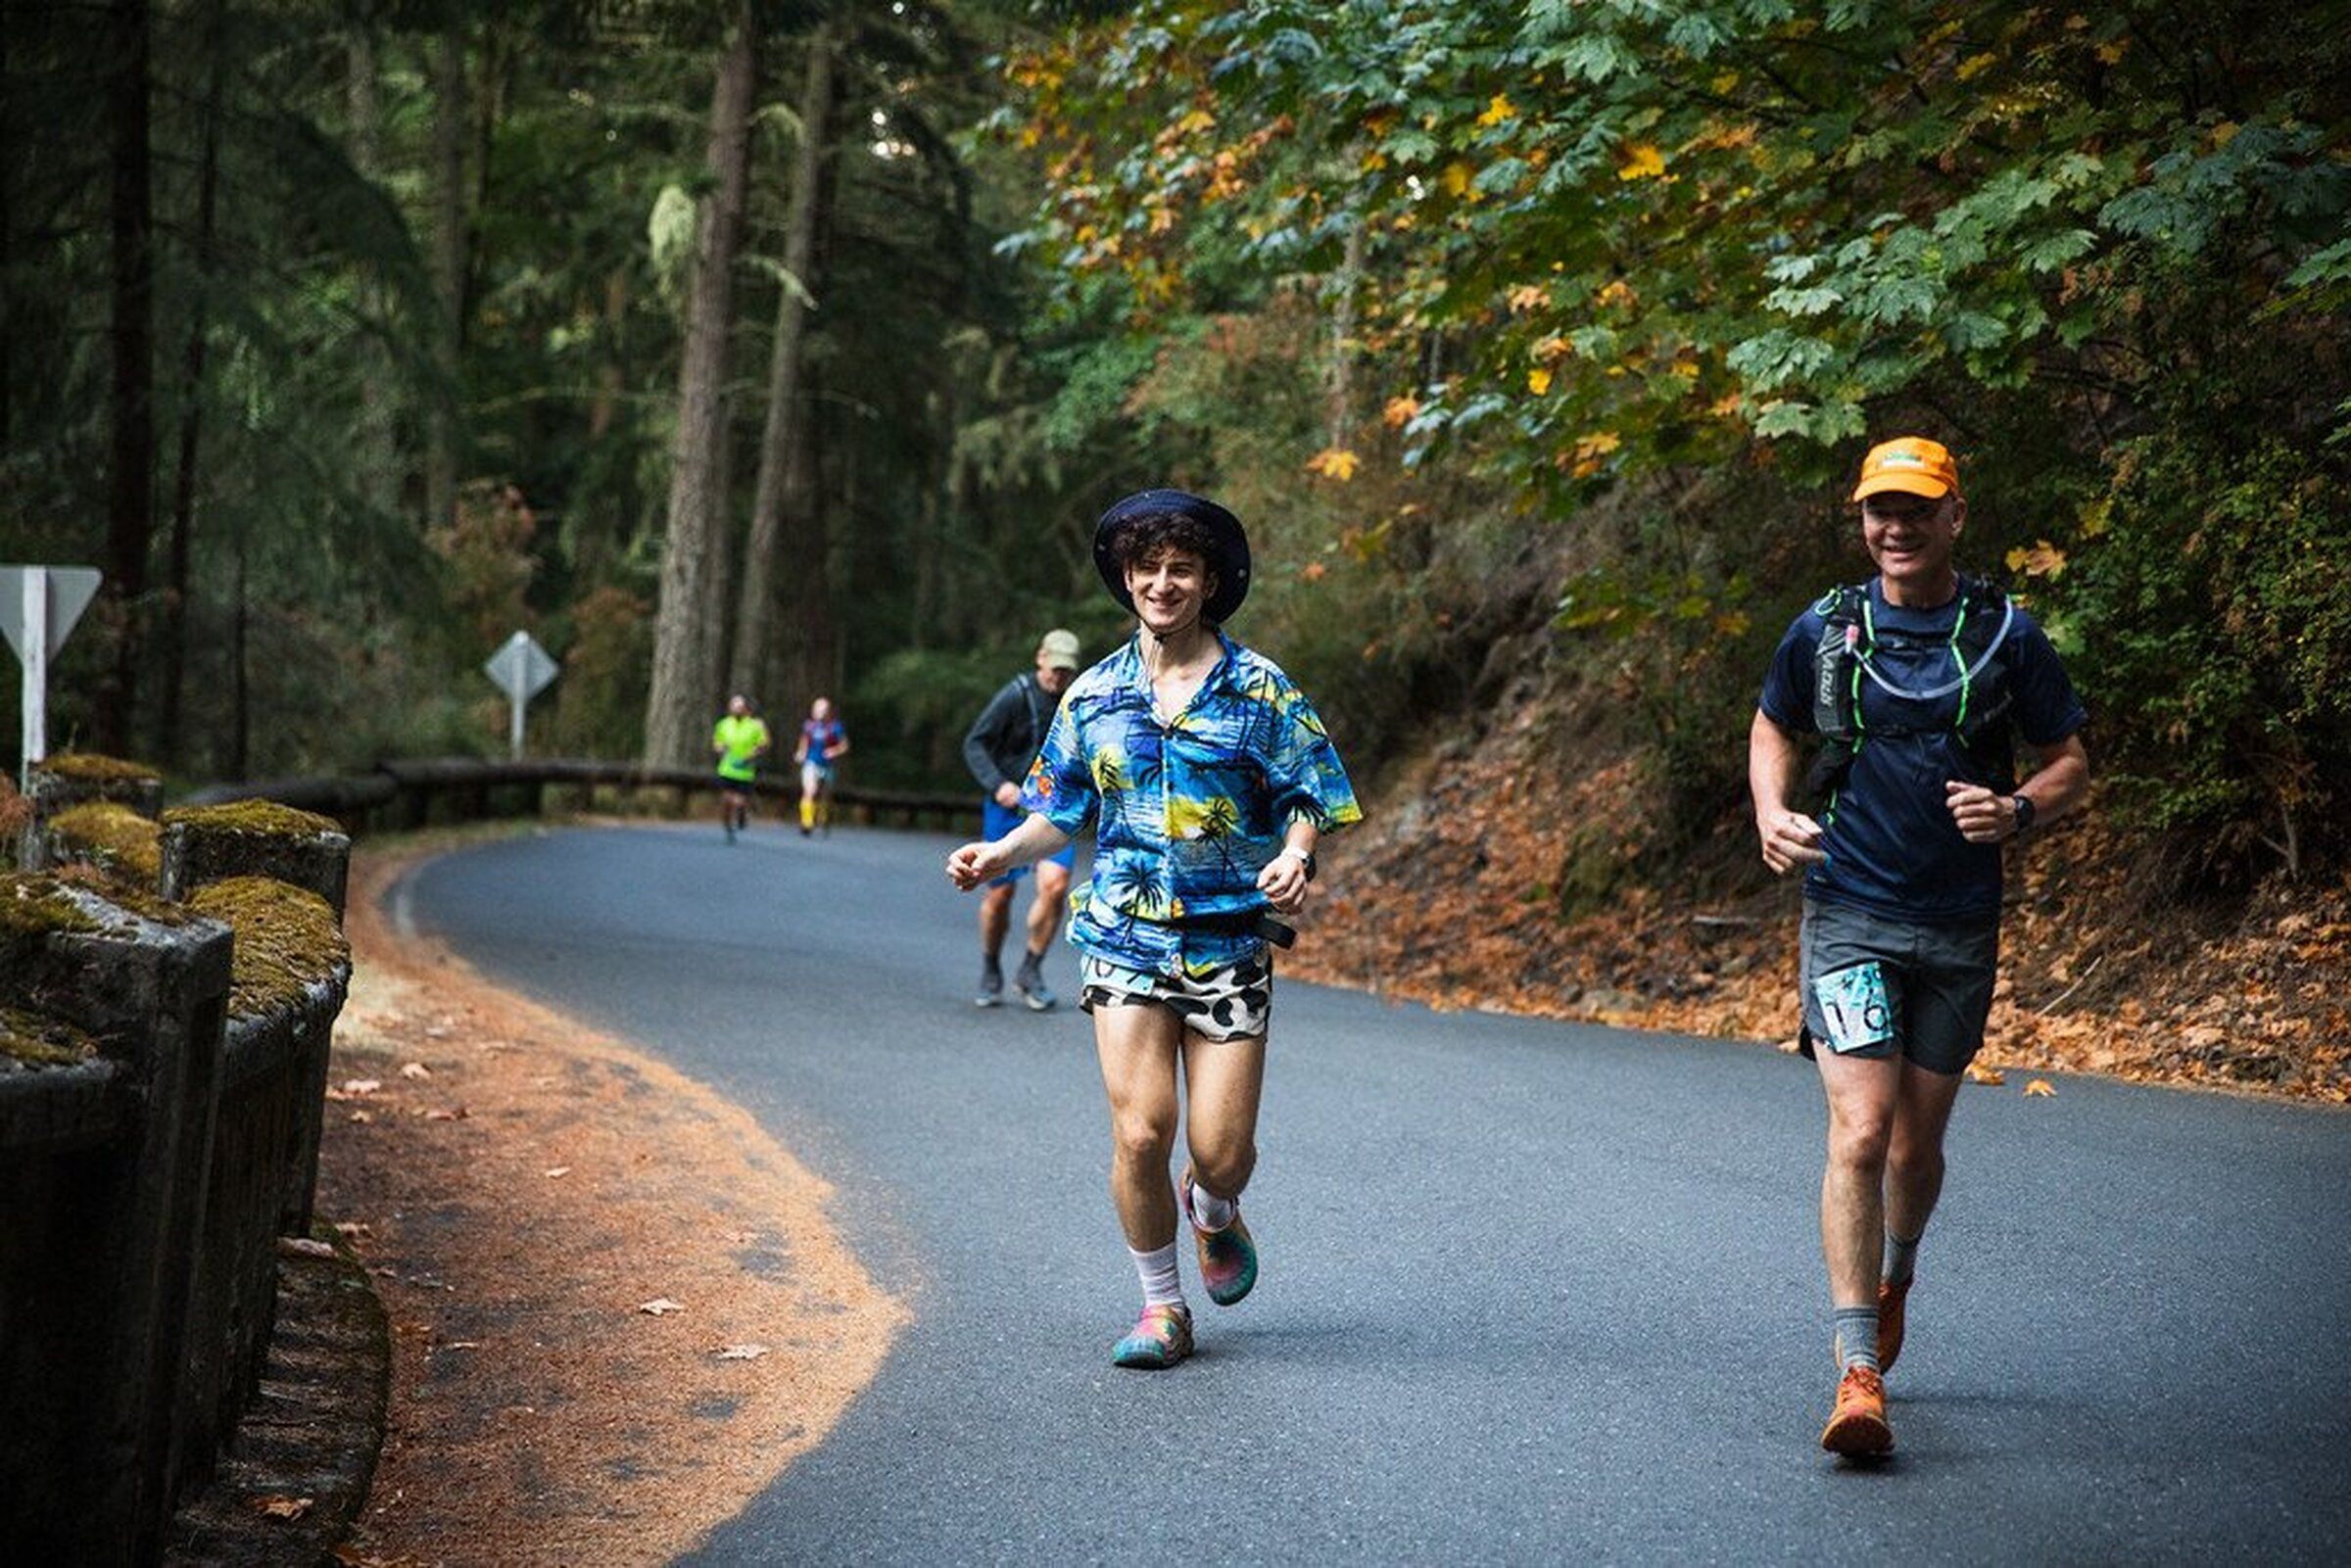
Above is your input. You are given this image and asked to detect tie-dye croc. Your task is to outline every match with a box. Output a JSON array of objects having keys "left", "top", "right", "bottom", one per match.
[
  {"left": 1180, "top": 1166, "right": 1258, "bottom": 1307},
  {"left": 1110, "top": 1303, "right": 1194, "bottom": 1369}
]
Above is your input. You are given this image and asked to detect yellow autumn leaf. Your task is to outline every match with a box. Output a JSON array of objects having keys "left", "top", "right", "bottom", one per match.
[
  {"left": 2004, "top": 540, "right": 2069, "bottom": 578},
  {"left": 1176, "top": 108, "right": 1217, "bottom": 136},
  {"left": 1442, "top": 161, "right": 1476, "bottom": 198},
  {"left": 1478, "top": 93, "right": 1516, "bottom": 128},
  {"left": 2094, "top": 37, "right": 2129, "bottom": 65},
  {"left": 1966, "top": 1064, "right": 2007, "bottom": 1085},
  {"left": 1532, "top": 333, "right": 1571, "bottom": 363},
  {"left": 2023, "top": 1078, "right": 2057, "bottom": 1098},
  {"left": 1955, "top": 51, "right": 1998, "bottom": 81},
  {"left": 1508, "top": 283, "right": 1550, "bottom": 313},
  {"left": 1528, "top": 366, "right": 1554, "bottom": 396},
  {"left": 2212, "top": 120, "right": 2239, "bottom": 148},
  {"left": 1361, "top": 148, "right": 1389, "bottom": 172},
  {"left": 1305, "top": 447, "right": 1361, "bottom": 482},
  {"left": 1596, "top": 278, "right": 1637, "bottom": 309},
  {"left": 1382, "top": 395, "right": 1421, "bottom": 428},
  {"left": 1617, "top": 142, "right": 1665, "bottom": 180}
]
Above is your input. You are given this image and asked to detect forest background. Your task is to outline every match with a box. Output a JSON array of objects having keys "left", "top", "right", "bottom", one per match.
[{"left": 5, "top": 1, "right": 2347, "bottom": 1087}]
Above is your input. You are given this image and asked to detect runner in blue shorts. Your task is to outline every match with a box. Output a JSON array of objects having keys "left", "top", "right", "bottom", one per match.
[
  {"left": 962, "top": 630, "right": 1083, "bottom": 1009},
  {"left": 1750, "top": 436, "right": 2090, "bottom": 1458}
]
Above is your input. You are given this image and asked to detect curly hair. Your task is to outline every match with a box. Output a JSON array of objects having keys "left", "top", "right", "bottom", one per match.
[{"left": 1106, "top": 510, "right": 1222, "bottom": 575}]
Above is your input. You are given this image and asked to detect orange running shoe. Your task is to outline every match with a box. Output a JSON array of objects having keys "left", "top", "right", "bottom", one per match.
[
  {"left": 1878, "top": 1276, "right": 1911, "bottom": 1372},
  {"left": 1820, "top": 1365, "right": 1895, "bottom": 1457}
]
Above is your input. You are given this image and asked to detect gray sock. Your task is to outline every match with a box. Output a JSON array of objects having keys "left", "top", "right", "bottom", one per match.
[
  {"left": 1883, "top": 1231, "right": 1920, "bottom": 1288},
  {"left": 1834, "top": 1306, "right": 1881, "bottom": 1373}
]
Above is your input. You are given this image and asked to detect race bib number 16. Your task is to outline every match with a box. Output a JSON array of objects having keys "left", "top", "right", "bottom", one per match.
[{"left": 1812, "top": 962, "right": 1894, "bottom": 1055}]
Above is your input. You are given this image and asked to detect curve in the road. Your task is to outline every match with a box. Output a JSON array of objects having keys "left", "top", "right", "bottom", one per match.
[{"left": 399, "top": 823, "right": 2351, "bottom": 1565}]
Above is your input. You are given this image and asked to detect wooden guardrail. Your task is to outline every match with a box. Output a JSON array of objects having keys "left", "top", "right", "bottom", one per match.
[
  {"left": 176, "top": 756, "right": 981, "bottom": 835},
  {"left": 3, "top": 759, "right": 358, "bottom": 1563}
]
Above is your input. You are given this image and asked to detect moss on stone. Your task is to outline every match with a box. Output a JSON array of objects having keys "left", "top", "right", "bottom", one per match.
[
  {"left": 39, "top": 752, "right": 162, "bottom": 784},
  {"left": 162, "top": 799, "right": 343, "bottom": 841},
  {"left": 0, "top": 873, "right": 100, "bottom": 977},
  {"left": 185, "top": 876, "right": 349, "bottom": 1018},
  {"left": 0, "top": 1003, "right": 97, "bottom": 1067},
  {"left": 49, "top": 802, "right": 164, "bottom": 885}
]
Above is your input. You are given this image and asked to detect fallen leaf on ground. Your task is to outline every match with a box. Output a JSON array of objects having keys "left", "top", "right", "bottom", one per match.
[
  {"left": 2024, "top": 1079, "right": 2057, "bottom": 1097},
  {"left": 544, "top": 1166, "right": 572, "bottom": 1179},
  {"left": 423, "top": 1107, "right": 468, "bottom": 1120},
  {"left": 1967, "top": 1065, "right": 2006, "bottom": 1085},
  {"left": 255, "top": 1496, "right": 313, "bottom": 1520},
  {"left": 715, "top": 1343, "right": 770, "bottom": 1360},
  {"left": 339, "top": 1078, "right": 382, "bottom": 1097},
  {"left": 348, "top": 1110, "right": 373, "bottom": 1124},
  {"left": 278, "top": 1237, "right": 336, "bottom": 1259},
  {"left": 401, "top": 1062, "right": 433, "bottom": 1079},
  {"left": 638, "top": 1298, "right": 687, "bottom": 1316}
]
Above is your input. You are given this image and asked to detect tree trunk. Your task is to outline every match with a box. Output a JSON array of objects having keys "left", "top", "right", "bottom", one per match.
[
  {"left": 764, "top": 401, "right": 835, "bottom": 712},
  {"left": 641, "top": 4, "right": 758, "bottom": 766},
  {"left": 425, "top": 16, "right": 467, "bottom": 535},
  {"left": 730, "top": 22, "right": 839, "bottom": 697},
  {"left": 346, "top": 11, "right": 399, "bottom": 521},
  {"left": 1324, "top": 208, "right": 1366, "bottom": 451},
  {"left": 97, "top": 0, "right": 155, "bottom": 756},
  {"left": 157, "top": 0, "right": 227, "bottom": 768}
]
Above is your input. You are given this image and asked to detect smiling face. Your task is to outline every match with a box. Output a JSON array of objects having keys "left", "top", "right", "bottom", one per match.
[
  {"left": 1123, "top": 545, "right": 1216, "bottom": 638},
  {"left": 1860, "top": 491, "right": 1965, "bottom": 605}
]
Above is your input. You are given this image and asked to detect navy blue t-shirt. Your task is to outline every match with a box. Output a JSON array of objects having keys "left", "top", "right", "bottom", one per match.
[{"left": 1758, "top": 580, "right": 2086, "bottom": 923}]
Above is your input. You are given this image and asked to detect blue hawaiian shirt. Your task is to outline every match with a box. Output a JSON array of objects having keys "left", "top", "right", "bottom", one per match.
[{"left": 1024, "top": 629, "right": 1363, "bottom": 977}]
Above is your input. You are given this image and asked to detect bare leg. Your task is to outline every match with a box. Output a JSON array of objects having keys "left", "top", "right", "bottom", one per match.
[
  {"left": 1885, "top": 1060, "right": 1965, "bottom": 1244},
  {"left": 978, "top": 881, "right": 1014, "bottom": 964},
  {"left": 1180, "top": 1031, "right": 1267, "bottom": 1203},
  {"left": 1027, "top": 861, "right": 1072, "bottom": 957},
  {"left": 1815, "top": 1050, "right": 1900, "bottom": 1307},
  {"left": 1094, "top": 1004, "right": 1184, "bottom": 1250}
]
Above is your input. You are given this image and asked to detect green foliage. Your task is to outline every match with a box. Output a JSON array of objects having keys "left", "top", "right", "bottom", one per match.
[
  {"left": 994, "top": 0, "right": 2351, "bottom": 877},
  {"left": 2057, "top": 436, "right": 2351, "bottom": 872}
]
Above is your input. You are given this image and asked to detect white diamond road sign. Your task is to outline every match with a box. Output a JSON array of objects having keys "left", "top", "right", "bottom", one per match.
[{"left": 483, "top": 630, "right": 559, "bottom": 759}]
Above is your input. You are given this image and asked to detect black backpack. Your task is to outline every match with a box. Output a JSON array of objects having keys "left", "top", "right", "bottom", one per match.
[{"left": 1804, "top": 575, "right": 2018, "bottom": 802}]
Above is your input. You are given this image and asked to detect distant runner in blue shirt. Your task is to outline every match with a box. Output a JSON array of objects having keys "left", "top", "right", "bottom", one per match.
[
  {"left": 1750, "top": 436, "right": 2089, "bottom": 1460},
  {"left": 947, "top": 489, "right": 1361, "bottom": 1373},
  {"left": 793, "top": 697, "right": 848, "bottom": 836}
]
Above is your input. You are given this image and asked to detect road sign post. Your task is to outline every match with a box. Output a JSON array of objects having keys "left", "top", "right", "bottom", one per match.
[
  {"left": 482, "top": 631, "right": 559, "bottom": 760},
  {"left": 0, "top": 565, "right": 103, "bottom": 789}
]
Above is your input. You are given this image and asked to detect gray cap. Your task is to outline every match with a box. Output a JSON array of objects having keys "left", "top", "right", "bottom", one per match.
[{"left": 1039, "top": 629, "right": 1081, "bottom": 670}]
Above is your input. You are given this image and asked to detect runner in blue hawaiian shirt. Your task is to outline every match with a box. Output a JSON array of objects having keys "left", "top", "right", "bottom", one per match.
[{"left": 947, "top": 489, "right": 1362, "bottom": 1371}]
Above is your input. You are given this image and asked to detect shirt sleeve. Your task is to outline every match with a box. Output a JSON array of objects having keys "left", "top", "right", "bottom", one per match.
[
  {"left": 1757, "top": 610, "right": 1823, "bottom": 734},
  {"left": 1261, "top": 679, "right": 1363, "bottom": 833},
  {"left": 2006, "top": 613, "right": 2087, "bottom": 746},
  {"left": 1022, "top": 689, "right": 1098, "bottom": 836}
]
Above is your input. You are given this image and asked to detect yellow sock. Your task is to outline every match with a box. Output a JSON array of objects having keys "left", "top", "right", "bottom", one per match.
[{"left": 799, "top": 797, "right": 815, "bottom": 830}]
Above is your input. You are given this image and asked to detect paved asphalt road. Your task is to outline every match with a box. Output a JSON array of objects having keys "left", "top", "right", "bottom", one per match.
[{"left": 398, "top": 823, "right": 2350, "bottom": 1565}]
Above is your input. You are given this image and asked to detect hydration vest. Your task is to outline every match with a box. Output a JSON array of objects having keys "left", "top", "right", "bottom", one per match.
[{"left": 1805, "top": 575, "right": 2017, "bottom": 801}]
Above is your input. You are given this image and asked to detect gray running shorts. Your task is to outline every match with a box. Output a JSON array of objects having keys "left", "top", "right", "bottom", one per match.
[{"left": 1799, "top": 899, "right": 2000, "bottom": 1076}]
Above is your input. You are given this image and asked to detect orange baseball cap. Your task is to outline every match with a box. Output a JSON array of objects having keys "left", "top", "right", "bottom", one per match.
[{"left": 1851, "top": 436, "right": 1960, "bottom": 501}]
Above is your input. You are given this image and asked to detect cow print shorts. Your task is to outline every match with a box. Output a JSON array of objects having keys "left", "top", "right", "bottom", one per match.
[{"left": 1079, "top": 953, "right": 1272, "bottom": 1042}]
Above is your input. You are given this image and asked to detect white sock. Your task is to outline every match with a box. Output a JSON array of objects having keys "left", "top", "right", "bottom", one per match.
[
  {"left": 1187, "top": 1176, "right": 1236, "bottom": 1233},
  {"left": 1130, "top": 1242, "right": 1185, "bottom": 1309}
]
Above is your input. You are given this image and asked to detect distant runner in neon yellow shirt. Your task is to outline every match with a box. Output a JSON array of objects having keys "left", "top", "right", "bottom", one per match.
[{"left": 711, "top": 694, "right": 771, "bottom": 843}]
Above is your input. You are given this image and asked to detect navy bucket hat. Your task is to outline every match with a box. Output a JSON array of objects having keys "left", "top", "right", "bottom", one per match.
[{"left": 1092, "top": 489, "right": 1252, "bottom": 623}]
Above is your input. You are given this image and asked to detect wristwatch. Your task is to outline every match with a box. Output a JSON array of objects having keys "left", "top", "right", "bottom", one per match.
[
  {"left": 2010, "top": 794, "right": 2037, "bottom": 836},
  {"left": 1279, "top": 845, "right": 1318, "bottom": 880}
]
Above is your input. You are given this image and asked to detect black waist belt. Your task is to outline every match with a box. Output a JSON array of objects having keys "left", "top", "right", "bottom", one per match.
[{"left": 1170, "top": 909, "right": 1297, "bottom": 949}]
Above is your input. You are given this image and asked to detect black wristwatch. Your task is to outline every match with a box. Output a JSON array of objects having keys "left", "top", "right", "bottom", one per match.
[
  {"left": 2010, "top": 794, "right": 2037, "bottom": 836},
  {"left": 1282, "top": 846, "right": 1318, "bottom": 880}
]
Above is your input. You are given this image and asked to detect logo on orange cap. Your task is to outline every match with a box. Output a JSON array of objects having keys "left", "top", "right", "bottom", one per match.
[{"left": 1851, "top": 437, "right": 1960, "bottom": 502}]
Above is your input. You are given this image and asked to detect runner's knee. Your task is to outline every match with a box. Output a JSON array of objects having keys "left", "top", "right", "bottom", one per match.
[
  {"left": 1187, "top": 1134, "right": 1255, "bottom": 1196},
  {"left": 1110, "top": 1109, "right": 1177, "bottom": 1165},
  {"left": 1827, "top": 1113, "right": 1892, "bottom": 1173}
]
